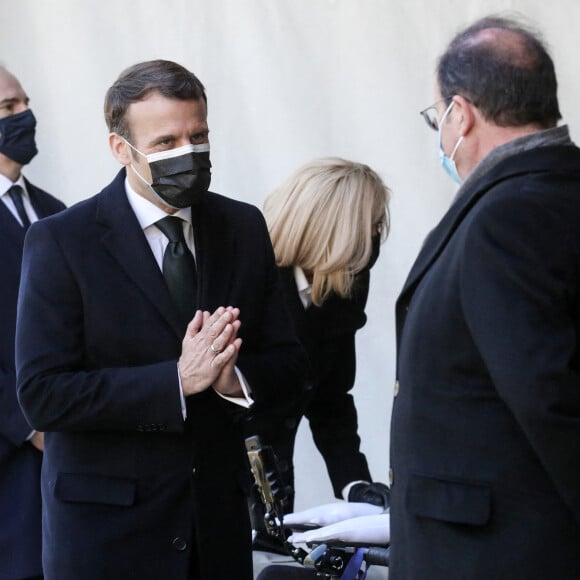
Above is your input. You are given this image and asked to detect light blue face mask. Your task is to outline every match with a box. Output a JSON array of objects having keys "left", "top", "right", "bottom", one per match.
[{"left": 438, "top": 101, "right": 463, "bottom": 184}]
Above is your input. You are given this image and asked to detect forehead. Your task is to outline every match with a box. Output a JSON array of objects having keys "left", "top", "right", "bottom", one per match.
[
  {"left": 125, "top": 91, "right": 207, "bottom": 140},
  {"left": 0, "top": 69, "right": 26, "bottom": 101}
]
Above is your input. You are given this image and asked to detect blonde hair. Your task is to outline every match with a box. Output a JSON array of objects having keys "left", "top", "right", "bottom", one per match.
[{"left": 264, "top": 157, "right": 390, "bottom": 306}]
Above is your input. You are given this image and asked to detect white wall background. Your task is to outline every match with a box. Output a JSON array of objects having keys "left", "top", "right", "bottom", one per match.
[{"left": 4, "top": 0, "right": 580, "bottom": 511}]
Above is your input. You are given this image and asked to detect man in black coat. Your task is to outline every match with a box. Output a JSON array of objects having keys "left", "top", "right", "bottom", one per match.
[
  {"left": 16, "top": 60, "right": 305, "bottom": 580},
  {"left": 0, "top": 66, "right": 65, "bottom": 580},
  {"left": 390, "top": 16, "right": 580, "bottom": 579}
]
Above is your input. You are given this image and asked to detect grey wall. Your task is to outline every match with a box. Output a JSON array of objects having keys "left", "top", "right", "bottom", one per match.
[{"left": 5, "top": 0, "right": 580, "bottom": 511}]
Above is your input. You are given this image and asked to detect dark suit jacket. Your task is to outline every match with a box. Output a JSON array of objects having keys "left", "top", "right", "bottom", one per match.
[
  {"left": 15, "top": 169, "right": 305, "bottom": 580},
  {"left": 0, "top": 178, "right": 65, "bottom": 580},
  {"left": 249, "top": 265, "right": 372, "bottom": 504},
  {"left": 390, "top": 145, "right": 580, "bottom": 579}
]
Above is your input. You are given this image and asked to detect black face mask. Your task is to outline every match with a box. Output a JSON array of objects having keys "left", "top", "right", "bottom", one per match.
[
  {"left": 0, "top": 109, "right": 38, "bottom": 165},
  {"left": 127, "top": 141, "right": 211, "bottom": 209},
  {"left": 367, "top": 233, "right": 381, "bottom": 269}
]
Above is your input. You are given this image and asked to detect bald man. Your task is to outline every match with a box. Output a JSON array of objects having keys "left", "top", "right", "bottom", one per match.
[
  {"left": 391, "top": 16, "right": 580, "bottom": 579},
  {"left": 0, "top": 66, "right": 65, "bottom": 579}
]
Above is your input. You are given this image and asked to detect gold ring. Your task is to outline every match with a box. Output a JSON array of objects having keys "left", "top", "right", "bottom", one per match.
[{"left": 210, "top": 342, "right": 222, "bottom": 354}]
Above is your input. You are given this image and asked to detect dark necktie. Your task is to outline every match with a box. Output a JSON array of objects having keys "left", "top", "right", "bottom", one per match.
[
  {"left": 155, "top": 216, "right": 198, "bottom": 324},
  {"left": 8, "top": 185, "right": 31, "bottom": 228}
]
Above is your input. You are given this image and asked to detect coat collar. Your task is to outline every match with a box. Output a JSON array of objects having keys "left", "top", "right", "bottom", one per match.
[
  {"left": 25, "top": 178, "right": 57, "bottom": 219},
  {"left": 0, "top": 178, "right": 42, "bottom": 241},
  {"left": 399, "top": 145, "right": 580, "bottom": 303}
]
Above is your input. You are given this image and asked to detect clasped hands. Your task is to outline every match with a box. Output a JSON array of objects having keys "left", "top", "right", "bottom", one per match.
[{"left": 178, "top": 306, "right": 243, "bottom": 398}]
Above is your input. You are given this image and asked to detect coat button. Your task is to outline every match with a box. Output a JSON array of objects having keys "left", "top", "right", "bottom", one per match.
[
  {"left": 388, "top": 468, "right": 394, "bottom": 486},
  {"left": 394, "top": 380, "right": 400, "bottom": 397},
  {"left": 172, "top": 537, "right": 187, "bottom": 551}
]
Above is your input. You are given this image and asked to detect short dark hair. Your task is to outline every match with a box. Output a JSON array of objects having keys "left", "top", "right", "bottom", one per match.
[
  {"left": 437, "top": 15, "right": 561, "bottom": 128},
  {"left": 104, "top": 59, "right": 207, "bottom": 139}
]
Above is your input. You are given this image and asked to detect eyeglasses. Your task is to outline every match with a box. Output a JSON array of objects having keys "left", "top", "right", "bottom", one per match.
[{"left": 419, "top": 97, "right": 452, "bottom": 132}]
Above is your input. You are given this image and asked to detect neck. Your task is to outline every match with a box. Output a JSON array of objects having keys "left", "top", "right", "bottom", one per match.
[
  {"left": 463, "top": 122, "right": 550, "bottom": 177},
  {"left": 0, "top": 157, "right": 22, "bottom": 182},
  {"left": 486, "top": 122, "right": 549, "bottom": 150}
]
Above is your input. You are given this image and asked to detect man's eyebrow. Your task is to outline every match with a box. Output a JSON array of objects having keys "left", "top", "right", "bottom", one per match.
[
  {"left": 149, "top": 133, "right": 175, "bottom": 145},
  {"left": 0, "top": 96, "right": 29, "bottom": 107}
]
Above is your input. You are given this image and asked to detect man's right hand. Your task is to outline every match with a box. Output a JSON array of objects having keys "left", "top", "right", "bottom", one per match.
[{"left": 178, "top": 307, "right": 242, "bottom": 396}]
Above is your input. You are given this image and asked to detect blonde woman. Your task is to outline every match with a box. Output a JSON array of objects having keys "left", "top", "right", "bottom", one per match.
[{"left": 249, "top": 158, "right": 391, "bottom": 539}]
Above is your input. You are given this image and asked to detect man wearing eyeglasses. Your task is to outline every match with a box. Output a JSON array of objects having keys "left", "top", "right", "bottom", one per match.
[{"left": 390, "top": 15, "right": 580, "bottom": 579}]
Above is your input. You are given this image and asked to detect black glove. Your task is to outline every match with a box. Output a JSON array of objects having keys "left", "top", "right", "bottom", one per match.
[{"left": 348, "top": 482, "right": 390, "bottom": 509}]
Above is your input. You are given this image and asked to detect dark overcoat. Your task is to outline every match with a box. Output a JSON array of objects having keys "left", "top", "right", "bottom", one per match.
[
  {"left": 391, "top": 145, "right": 580, "bottom": 579},
  {"left": 16, "top": 169, "right": 305, "bottom": 580},
  {"left": 0, "top": 179, "right": 64, "bottom": 579}
]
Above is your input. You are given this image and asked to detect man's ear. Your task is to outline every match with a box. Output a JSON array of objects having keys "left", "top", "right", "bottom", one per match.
[
  {"left": 109, "top": 133, "right": 132, "bottom": 166},
  {"left": 452, "top": 95, "right": 476, "bottom": 137}
]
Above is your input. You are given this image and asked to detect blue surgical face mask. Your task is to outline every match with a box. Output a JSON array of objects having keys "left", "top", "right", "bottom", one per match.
[
  {"left": 438, "top": 101, "right": 463, "bottom": 184},
  {"left": 0, "top": 109, "right": 38, "bottom": 165}
]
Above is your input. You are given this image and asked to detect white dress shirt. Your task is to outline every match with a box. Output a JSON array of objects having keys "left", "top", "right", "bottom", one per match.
[
  {"left": 0, "top": 173, "right": 38, "bottom": 226},
  {"left": 294, "top": 266, "right": 312, "bottom": 309}
]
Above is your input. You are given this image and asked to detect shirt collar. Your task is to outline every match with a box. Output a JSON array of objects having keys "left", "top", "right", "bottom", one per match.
[
  {"left": 124, "top": 176, "right": 191, "bottom": 230},
  {"left": 0, "top": 173, "right": 27, "bottom": 198},
  {"left": 294, "top": 266, "right": 312, "bottom": 308}
]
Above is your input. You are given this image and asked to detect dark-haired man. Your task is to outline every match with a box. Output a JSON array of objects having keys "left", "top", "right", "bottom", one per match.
[
  {"left": 16, "top": 60, "right": 305, "bottom": 580},
  {"left": 391, "top": 16, "right": 580, "bottom": 579},
  {"left": 0, "top": 66, "right": 65, "bottom": 580}
]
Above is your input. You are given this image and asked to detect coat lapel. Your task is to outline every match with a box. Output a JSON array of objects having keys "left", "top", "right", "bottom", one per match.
[
  {"left": 399, "top": 185, "right": 485, "bottom": 301},
  {"left": 96, "top": 170, "right": 185, "bottom": 338},
  {"left": 400, "top": 147, "right": 561, "bottom": 301},
  {"left": 397, "top": 145, "right": 580, "bottom": 331},
  {"left": 25, "top": 179, "right": 55, "bottom": 219},
  {"left": 0, "top": 196, "right": 27, "bottom": 244}
]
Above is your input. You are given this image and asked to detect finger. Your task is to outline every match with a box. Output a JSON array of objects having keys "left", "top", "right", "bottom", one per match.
[
  {"left": 200, "top": 307, "right": 226, "bottom": 332},
  {"left": 221, "top": 339, "right": 243, "bottom": 372},
  {"left": 227, "top": 320, "right": 241, "bottom": 342},
  {"left": 209, "top": 322, "right": 237, "bottom": 354},
  {"left": 210, "top": 306, "right": 226, "bottom": 320},
  {"left": 221, "top": 337, "right": 242, "bottom": 365},
  {"left": 205, "top": 310, "right": 234, "bottom": 343},
  {"left": 210, "top": 342, "right": 237, "bottom": 368},
  {"left": 185, "top": 310, "right": 203, "bottom": 337},
  {"left": 225, "top": 306, "right": 240, "bottom": 320},
  {"left": 205, "top": 307, "right": 239, "bottom": 336}
]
